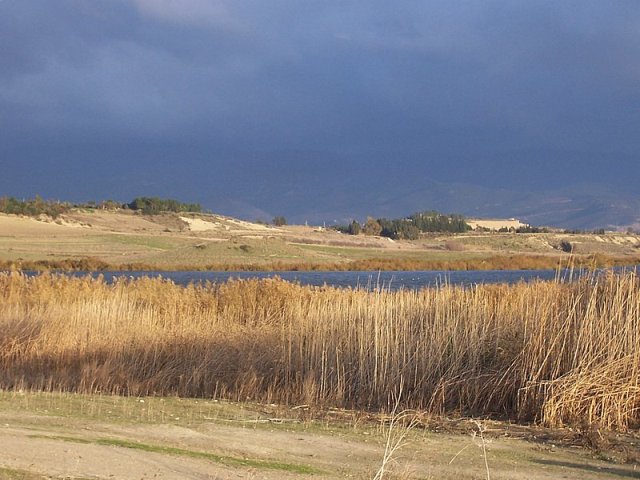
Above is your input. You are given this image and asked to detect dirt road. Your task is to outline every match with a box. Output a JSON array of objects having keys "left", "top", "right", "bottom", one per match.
[{"left": 0, "top": 394, "right": 639, "bottom": 479}]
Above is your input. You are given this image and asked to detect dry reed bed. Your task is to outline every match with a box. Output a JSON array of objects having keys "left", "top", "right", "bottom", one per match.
[
  {"left": 0, "top": 271, "right": 639, "bottom": 430},
  {"left": 2, "top": 252, "right": 639, "bottom": 272}
]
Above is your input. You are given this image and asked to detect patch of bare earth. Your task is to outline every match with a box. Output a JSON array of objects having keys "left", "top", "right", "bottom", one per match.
[
  {"left": 1, "top": 408, "right": 639, "bottom": 480},
  {"left": 63, "top": 210, "right": 173, "bottom": 234},
  {"left": 0, "top": 213, "right": 85, "bottom": 236}
]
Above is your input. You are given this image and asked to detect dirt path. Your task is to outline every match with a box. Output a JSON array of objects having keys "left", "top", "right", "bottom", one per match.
[{"left": 1, "top": 396, "right": 639, "bottom": 480}]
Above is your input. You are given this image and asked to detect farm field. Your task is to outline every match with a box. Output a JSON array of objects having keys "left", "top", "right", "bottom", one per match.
[{"left": 0, "top": 210, "right": 639, "bottom": 271}]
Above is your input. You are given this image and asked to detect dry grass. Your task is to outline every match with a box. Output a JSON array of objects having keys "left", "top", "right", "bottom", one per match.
[
  {"left": 1, "top": 252, "right": 638, "bottom": 272},
  {"left": 0, "top": 271, "right": 639, "bottom": 431},
  {"left": 2, "top": 211, "right": 639, "bottom": 271}
]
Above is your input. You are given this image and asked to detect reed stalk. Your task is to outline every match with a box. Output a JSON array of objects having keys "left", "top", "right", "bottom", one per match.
[{"left": 1, "top": 270, "right": 638, "bottom": 430}]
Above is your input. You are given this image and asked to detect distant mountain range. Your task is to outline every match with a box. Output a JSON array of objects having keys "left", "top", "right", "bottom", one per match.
[
  {"left": 204, "top": 178, "right": 640, "bottom": 231},
  {"left": 22, "top": 156, "right": 635, "bottom": 231}
]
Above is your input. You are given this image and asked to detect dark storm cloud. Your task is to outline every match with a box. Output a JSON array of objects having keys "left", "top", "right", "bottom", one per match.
[{"left": 1, "top": 0, "right": 639, "bottom": 214}]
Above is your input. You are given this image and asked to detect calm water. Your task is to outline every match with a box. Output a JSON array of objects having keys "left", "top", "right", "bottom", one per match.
[{"left": 50, "top": 268, "right": 616, "bottom": 290}]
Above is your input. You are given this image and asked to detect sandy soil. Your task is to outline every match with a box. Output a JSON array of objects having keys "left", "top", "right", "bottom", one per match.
[
  {"left": 1, "top": 407, "right": 639, "bottom": 480},
  {"left": 179, "top": 215, "right": 278, "bottom": 234},
  {"left": 224, "top": 217, "right": 276, "bottom": 232},
  {"left": 0, "top": 214, "right": 85, "bottom": 236},
  {"left": 65, "top": 211, "right": 174, "bottom": 234},
  {"left": 180, "top": 216, "right": 227, "bottom": 232},
  {"left": 466, "top": 218, "right": 529, "bottom": 231}
]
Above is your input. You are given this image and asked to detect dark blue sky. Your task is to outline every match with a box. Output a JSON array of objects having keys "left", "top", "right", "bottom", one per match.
[{"left": 1, "top": 1, "right": 639, "bottom": 226}]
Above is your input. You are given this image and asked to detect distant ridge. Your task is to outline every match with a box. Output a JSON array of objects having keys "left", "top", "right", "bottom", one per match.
[{"left": 205, "top": 179, "right": 640, "bottom": 231}]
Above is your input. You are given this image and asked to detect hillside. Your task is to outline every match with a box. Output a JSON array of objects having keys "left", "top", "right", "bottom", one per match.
[{"left": 0, "top": 209, "right": 639, "bottom": 271}]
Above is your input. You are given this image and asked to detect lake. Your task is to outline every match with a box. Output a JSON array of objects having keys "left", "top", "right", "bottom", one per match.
[{"left": 53, "top": 268, "right": 623, "bottom": 290}]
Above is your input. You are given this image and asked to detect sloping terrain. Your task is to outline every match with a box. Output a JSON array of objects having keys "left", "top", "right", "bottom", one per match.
[{"left": 0, "top": 210, "right": 638, "bottom": 270}]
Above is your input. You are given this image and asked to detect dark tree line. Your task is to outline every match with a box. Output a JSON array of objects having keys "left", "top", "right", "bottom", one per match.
[
  {"left": 407, "top": 211, "right": 470, "bottom": 233},
  {"left": 272, "top": 215, "right": 287, "bottom": 226},
  {"left": 337, "top": 210, "right": 471, "bottom": 239},
  {"left": 127, "top": 197, "right": 202, "bottom": 215},
  {"left": 0, "top": 196, "right": 70, "bottom": 218},
  {"left": 0, "top": 195, "right": 202, "bottom": 218}
]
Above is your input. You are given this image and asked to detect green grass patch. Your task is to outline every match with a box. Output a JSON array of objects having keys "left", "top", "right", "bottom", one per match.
[
  {"left": 296, "top": 243, "right": 483, "bottom": 261},
  {"left": 98, "top": 234, "right": 182, "bottom": 250},
  {"left": 0, "top": 467, "right": 40, "bottom": 480},
  {"left": 28, "top": 434, "right": 322, "bottom": 474},
  {"left": 295, "top": 244, "right": 386, "bottom": 257},
  {"left": 0, "top": 391, "right": 263, "bottom": 425},
  {"left": 0, "top": 466, "right": 94, "bottom": 480},
  {"left": 0, "top": 391, "right": 359, "bottom": 437}
]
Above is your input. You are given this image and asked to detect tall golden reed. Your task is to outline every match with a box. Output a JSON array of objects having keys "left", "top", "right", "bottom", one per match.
[{"left": 0, "top": 271, "right": 638, "bottom": 430}]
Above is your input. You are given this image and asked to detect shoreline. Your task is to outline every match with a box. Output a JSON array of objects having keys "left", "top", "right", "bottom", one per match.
[{"left": 2, "top": 253, "right": 639, "bottom": 273}]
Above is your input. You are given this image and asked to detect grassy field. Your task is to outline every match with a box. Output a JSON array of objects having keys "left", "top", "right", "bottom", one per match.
[{"left": 1, "top": 210, "right": 639, "bottom": 271}]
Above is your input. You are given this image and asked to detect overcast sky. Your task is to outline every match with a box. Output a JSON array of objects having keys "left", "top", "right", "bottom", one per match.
[{"left": 1, "top": 1, "right": 639, "bottom": 220}]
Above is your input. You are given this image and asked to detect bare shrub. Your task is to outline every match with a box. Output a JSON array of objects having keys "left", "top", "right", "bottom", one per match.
[{"left": 444, "top": 241, "right": 465, "bottom": 251}]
